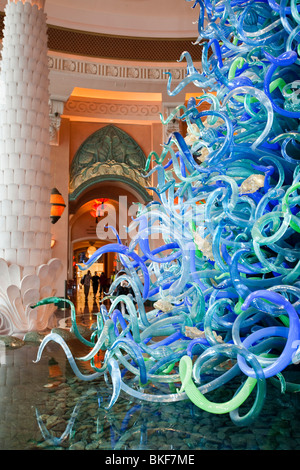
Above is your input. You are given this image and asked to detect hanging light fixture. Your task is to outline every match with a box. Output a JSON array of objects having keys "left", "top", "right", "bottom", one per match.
[
  {"left": 50, "top": 188, "right": 66, "bottom": 224},
  {"left": 86, "top": 242, "right": 97, "bottom": 259},
  {"left": 90, "top": 198, "right": 109, "bottom": 223}
]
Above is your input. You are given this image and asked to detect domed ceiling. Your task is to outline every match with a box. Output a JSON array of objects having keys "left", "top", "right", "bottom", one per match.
[
  {"left": 0, "top": 0, "right": 199, "bottom": 37},
  {"left": 0, "top": 0, "right": 201, "bottom": 62}
]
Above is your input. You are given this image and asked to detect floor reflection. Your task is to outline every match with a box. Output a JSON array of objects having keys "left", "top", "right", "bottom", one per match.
[
  {"left": 63, "top": 286, "right": 110, "bottom": 330},
  {"left": 1, "top": 288, "right": 300, "bottom": 450}
]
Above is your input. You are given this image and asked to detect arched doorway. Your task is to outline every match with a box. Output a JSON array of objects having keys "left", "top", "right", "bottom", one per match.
[
  {"left": 70, "top": 198, "right": 119, "bottom": 288},
  {"left": 68, "top": 125, "right": 152, "bottom": 300}
]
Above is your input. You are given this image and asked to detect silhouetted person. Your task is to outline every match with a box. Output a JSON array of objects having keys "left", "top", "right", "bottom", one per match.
[
  {"left": 115, "top": 280, "right": 135, "bottom": 313},
  {"left": 92, "top": 272, "right": 100, "bottom": 298},
  {"left": 99, "top": 272, "right": 108, "bottom": 298},
  {"left": 82, "top": 270, "right": 92, "bottom": 302}
]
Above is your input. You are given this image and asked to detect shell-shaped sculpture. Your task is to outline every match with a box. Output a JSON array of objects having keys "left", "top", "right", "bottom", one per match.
[{"left": 0, "top": 257, "right": 62, "bottom": 336}]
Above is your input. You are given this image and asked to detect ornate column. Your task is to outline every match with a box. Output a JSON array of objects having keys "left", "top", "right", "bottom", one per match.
[{"left": 0, "top": 0, "right": 62, "bottom": 336}]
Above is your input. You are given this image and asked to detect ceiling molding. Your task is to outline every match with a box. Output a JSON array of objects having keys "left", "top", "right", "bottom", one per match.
[
  {"left": 48, "top": 53, "right": 192, "bottom": 80},
  {"left": 0, "top": 11, "right": 202, "bottom": 63}
]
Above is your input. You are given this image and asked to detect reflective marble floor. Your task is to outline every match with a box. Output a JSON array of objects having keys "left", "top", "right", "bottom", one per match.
[{"left": 1, "top": 288, "right": 300, "bottom": 451}]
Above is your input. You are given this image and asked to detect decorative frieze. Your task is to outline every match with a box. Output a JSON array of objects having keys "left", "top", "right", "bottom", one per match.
[
  {"left": 69, "top": 124, "right": 149, "bottom": 194},
  {"left": 47, "top": 53, "right": 191, "bottom": 84},
  {"left": 64, "top": 98, "right": 161, "bottom": 121}
]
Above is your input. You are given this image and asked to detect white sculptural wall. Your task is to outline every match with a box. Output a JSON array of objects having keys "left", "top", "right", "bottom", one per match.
[
  {"left": 0, "top": 0, "right": 62, "bottom": 336},
  {"left": 0, "top": 0, "right": 52, "bottom": 273}
]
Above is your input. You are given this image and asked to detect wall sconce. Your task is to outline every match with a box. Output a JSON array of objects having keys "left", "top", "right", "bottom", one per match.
[
  {"left": 86, "top": 243, "right": 97, "bottom": 259},
  {"left": 50, "top": 188, "right": 66, "bottom": 224}
]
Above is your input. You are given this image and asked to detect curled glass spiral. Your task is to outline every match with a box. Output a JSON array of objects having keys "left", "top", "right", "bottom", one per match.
[{"left": 34, "top": 0, "right": 300, "bottom": 426}]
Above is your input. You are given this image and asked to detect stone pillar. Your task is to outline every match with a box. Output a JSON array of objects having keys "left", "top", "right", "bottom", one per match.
[{"left": 0, "top": 0, "right": 62, "bottom": 336}]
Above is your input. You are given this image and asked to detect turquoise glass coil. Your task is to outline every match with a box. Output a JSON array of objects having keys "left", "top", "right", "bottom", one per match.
[{"left": 33, "top": 0, "right": 300, "bottom": 426}]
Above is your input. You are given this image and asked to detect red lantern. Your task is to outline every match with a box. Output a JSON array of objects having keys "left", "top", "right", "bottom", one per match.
[{"left": 90, "top": 198, "right": 109, "bottom": 222}]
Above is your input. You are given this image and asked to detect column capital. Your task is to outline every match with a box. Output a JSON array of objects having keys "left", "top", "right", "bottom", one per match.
[
  {"left": 49, "top": 98, "right": 65, "bottom": 146},
  {"left": 162, "top": 103, "right": 182, "bottom": 142}
]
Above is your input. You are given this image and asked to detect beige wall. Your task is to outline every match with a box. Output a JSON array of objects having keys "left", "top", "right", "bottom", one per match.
[{"left": 49, "top": 117, "right": 70, "bottom": 297}]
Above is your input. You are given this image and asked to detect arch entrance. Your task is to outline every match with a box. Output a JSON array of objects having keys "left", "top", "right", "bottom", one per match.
[{"left": 69, "top": 125, "right": 152, "bottom": 297}]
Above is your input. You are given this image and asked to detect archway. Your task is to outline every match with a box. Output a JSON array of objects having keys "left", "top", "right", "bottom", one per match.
[{"left": 69, "top": 125, "right": 152, "bottom": 302}]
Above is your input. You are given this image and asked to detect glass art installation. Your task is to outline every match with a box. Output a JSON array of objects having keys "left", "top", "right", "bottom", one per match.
[{"left": 34, "top": 0, "right": 300, "bottom": 426}]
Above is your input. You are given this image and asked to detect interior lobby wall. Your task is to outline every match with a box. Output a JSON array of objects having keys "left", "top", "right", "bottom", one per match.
[
  {"left": 49, "top": 117, "right": 70, "bottom": 297},
  {"left": 49, "top": 103, "right": 163, "bottom": 297}
]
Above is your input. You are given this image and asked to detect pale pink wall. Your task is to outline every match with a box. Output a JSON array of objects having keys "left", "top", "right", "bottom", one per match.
[
  {"left": 44, "top": 0, "right": 198, "bottom": 38},
  {"left": 49, "top": 117, "right": 70, "bottom": 296}
]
